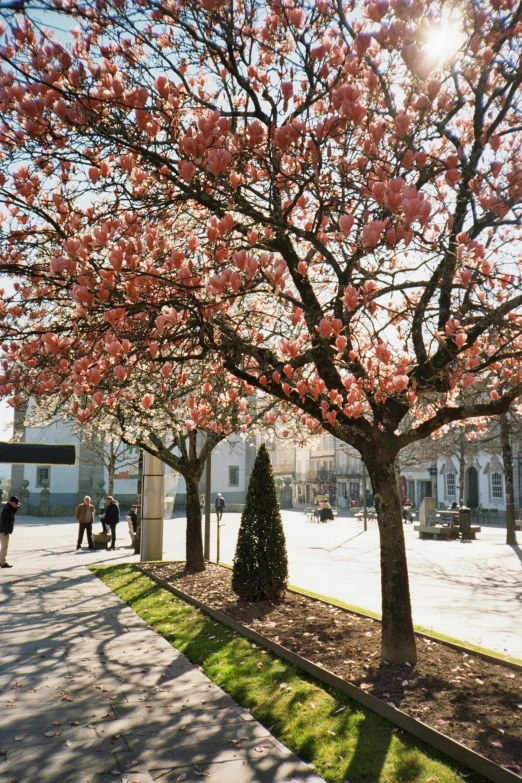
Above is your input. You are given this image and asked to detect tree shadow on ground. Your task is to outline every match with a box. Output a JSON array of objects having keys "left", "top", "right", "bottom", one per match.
[{"left": 509, "top": 544, "right": 522, "bottom": 566}]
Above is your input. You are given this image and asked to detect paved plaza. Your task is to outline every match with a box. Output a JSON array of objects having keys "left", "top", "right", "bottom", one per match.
[
  {"left": 0, "top": 519, "right": 325, "bottom": 783},
  {"left": 169, "top": 510, "right": 522, "bottom": 659},
  {"left": 0, "top": 513, "right": 519, "bottom": 781}
]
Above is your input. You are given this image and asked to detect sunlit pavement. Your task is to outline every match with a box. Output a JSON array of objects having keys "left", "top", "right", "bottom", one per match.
[
  {"left": 168, "top": 510, "right": 522, "bottom": 659},
  {"left": 6, "top": 511, "right": 522, "bottom": 660},
  {"left": 0, "top": 518, "right": 325, "bottom": 783}
]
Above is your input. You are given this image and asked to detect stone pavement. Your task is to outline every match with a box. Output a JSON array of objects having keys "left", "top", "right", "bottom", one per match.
[
  {"left": 0, "top": 521, "right": 325, "bottom": 783},
  {"left": 168, "top": 511, "right": 522, "bottom": 659}
]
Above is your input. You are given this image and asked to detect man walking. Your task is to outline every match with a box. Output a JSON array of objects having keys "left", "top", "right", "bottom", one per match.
[
  {"left": 75, "top": 495, "right": 96, "bottom": 550},
  {"left": 0, "top": 496, "right": 21, "bottom": 569},
  {"left": 215, "top": 493, "right": 225, "bottom": 524},
  {"left": 101, "top": 496, "right": 120, "bottom": 550}
]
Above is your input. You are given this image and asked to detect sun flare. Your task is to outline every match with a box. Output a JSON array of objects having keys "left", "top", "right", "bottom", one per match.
[{"left": 423, "top": 19, "right": 464, "bottom": 62}]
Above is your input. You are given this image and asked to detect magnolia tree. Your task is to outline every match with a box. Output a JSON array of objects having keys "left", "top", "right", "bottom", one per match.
[
  {"left": 16, "top": 362, "right": 277, "bottom": 571},
  {"left": 1, "top": 0, "right": 522, "bottom": 662}
]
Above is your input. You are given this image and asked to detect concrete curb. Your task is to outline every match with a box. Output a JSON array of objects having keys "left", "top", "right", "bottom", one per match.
[{"left": 135, "top": 563, "right": 521, "bottom": 783}]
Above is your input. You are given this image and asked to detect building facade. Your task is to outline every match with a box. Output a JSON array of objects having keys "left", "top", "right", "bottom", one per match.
[
  {"left": 265, "top": 430, "right": 522, "bottom": 517},
  {"left": 173, "top": 435, "right": 257, "bottom": 509},
  {"left": 10, "top": 410, "right": 140, "bottom": 514}
]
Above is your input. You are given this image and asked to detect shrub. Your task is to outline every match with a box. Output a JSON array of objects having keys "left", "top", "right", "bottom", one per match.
[{"left": 232, "top": 444, "right": 288, "bottom": 602}]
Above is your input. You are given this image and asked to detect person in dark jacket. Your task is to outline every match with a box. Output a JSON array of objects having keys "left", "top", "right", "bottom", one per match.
[
  {"left": 129, "top": 504, "right": 138, "bottom": 533},
  {"left": 319, "top": 500, "right": 334, "bottom": 522},
  {"left": 215, "top": 493, "right": 225, "bottom": 523},
  {"left": 0, "top": 496, "right": 21, "bottom": 568},
  {"left": 100, "top": 496, "right": 120, "bottom": 550}
]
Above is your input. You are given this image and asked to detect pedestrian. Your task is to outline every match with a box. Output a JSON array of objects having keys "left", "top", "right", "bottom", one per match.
[
  {"left": 129, "top": 504, "right": 138, "bottom": 533},
  {"left": 314, "top": 500, "right": 321, "bottom": 522},
  {"left": 402, "top": 498, "right": 415, "bottom": 523},
  {"left": 320, "top": 499, "right": 334, "bottom": 522},
  {"left": 0, "top": 495, "right": 21, "bottom": 569},
  {"left": 75, "top": 495, "right": 96, "bottom": 551},
  {"left": 100, "top": 496, "right": 120, "bottom": 550},
  {"left": 215, "top": 493, "right": 225, "bottom": 523},
  {"left": 200, "top": 494, "right": 205, "bottom": 510},
  {"left": 98, "top": 494, "right": 106, "bottom": 519}
]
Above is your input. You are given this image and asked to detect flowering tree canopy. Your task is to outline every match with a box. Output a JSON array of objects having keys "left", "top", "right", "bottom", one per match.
[
  {"left": 0, "top": 0, "right": 522, "bottom": 661},
  {"left": 21, "top": 362, "right": 277, "bottom": 571}
]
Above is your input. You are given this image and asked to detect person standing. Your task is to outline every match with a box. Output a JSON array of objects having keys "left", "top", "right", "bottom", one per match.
[
  {"left": 75, "top": 495, "right": 96, "bottom": 550},
  {"left": 0, "top": 496, "right": 21, "bottom": 569},
  {"left": 402, "top": 498, "right": 415, "bottom": 523},
  {"left": 320, "top": 500, "right": 334, "bottom": 522},
  {"left": 215, "top": 493, "right": 225, "bottom": 523},
  {"left": 101, "top": 496, "right": 120, "bottom": 550},
  {"left": 129, "top": 504, "right": 138, "bottom": 534}
]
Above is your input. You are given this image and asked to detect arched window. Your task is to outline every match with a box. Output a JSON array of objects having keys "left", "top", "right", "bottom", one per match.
[
  {"left": 491, "top": 472, "right": 503, "bottom": 499},
  {"left": 446, "top": 472, "right": 456, "bottom": 497}
]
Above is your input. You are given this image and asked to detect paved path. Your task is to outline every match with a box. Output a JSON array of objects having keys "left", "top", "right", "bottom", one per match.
[
  {"left": 0, "top": 520, "right": 324, "bottom": 783},
  {"left": 168, "top": 511, "right": 522, "bottom": 659}
]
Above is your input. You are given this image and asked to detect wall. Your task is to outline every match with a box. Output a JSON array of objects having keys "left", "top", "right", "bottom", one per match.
[
  {"left": 172, "top": 436, "right": 256, "bottom": 510},
  {"left": 22, "top": 420, "right": 81, "bottom": 508}
]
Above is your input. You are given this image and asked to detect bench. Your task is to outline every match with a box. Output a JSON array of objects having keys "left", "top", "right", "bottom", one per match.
[
  {"left": 516, "top": 521, "right": 521, "bottom": 531},
  {"left": 415, "top": 512, "right": 481, "bottom": 539},
  {"left": 414, "top": 524, "right": 454, "bottom": 540}
]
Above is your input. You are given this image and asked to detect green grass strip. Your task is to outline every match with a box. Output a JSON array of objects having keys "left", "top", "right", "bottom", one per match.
[{"left": 91, "top": 563, "right": 486, "bottom": 783}]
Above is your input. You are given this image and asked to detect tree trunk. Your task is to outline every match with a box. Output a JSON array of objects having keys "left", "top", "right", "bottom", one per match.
[
  {"left": 500, "top": 414, "right": 517, "bottom": 546},
  {"left": 367, "top": 455, "right": 417, "bottom": 665},
  {"left": 185, "top": 472, "right": 205, "bottom": 572}
]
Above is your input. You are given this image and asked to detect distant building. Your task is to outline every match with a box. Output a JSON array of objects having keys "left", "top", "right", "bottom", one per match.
[
  {"left": 10, "top": 408, "right": 139, "bottom": 515},
  {"left": 10, "top": 408, "right": 256, "bottom": 515},
  {"left": 173, "top": 435, "right": 257, "bottom": 509},
  {"left": 264, "top": 429, "right": 522, "bottom": 520},
  {"left": 264, "top": 434, "right": 366, "bottom": 508}
]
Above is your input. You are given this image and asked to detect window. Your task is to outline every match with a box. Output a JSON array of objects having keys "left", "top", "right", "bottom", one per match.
[
  {"left": 229, "top": 466, "right": 239, "bottom": 487},
  {"left": 446, "top": 472, "right": 456, "bottom": 497},
  {"left": 36, "top": 466, "right": 50, "bottom": 488},
  {"left": 492, "top": 472, "right": 503, "bottom": 499}
]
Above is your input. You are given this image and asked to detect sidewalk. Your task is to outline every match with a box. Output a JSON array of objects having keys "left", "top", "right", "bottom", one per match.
[{"left": 0, "top": 521, "right": 325, "bottom": 783}]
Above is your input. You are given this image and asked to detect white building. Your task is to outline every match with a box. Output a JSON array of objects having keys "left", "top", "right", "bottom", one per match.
[
  {"left": 10, "top": 408, "right": 140, "bottom": 515},
  {"left": 174, "top": 435, "right": 257, "bottom": 509}
]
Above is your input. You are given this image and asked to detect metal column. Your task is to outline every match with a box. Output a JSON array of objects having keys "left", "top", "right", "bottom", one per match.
[
  {"left": 204, "top": 452, "right": 211, "bottom": 561},
  {"left": 140, "top": 451, "right": 164, "bottom": 561}
]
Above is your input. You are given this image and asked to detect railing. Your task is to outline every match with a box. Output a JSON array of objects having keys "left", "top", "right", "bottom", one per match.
[
  {"left": 272, "top": 463, "right": 295, "bottom": 475},
  {"left": 470, "top": 509, "right": 507, "bottom": 527}
]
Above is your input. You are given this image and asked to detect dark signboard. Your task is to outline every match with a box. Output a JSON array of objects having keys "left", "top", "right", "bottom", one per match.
[{"left": 0, "top": 443, "right": 76, "bottom": 465}]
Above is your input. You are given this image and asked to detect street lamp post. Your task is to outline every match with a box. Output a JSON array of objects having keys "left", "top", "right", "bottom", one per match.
[
  {"left": 204, "top": 450, "right": 211, "bottom": 560},
  {"left": 362, "top": 462, "right": 368, "bottom": 532}
]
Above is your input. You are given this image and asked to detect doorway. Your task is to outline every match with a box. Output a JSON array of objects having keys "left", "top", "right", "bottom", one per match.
[
  {"left": 466, "top": 467, "right": 479, "bottom": 508},
  {"left": 418, "top": 480, "right": 432, "bottom": 506}
]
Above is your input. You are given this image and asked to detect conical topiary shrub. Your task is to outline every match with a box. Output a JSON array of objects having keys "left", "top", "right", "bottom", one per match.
[{"left": 232, "top": 443, "right": 288, "bottom": 602}]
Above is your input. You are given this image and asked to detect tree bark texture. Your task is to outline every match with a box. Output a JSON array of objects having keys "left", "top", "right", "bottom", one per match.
[
  {"left": 185, "top": 473, "right": 205, "bottom": 572},
  {"left": 367, "top": 455, "right": 417, "bottom": 665},
  {"left": 500, "top": 414, "right": 517, "bottom": 546}
]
